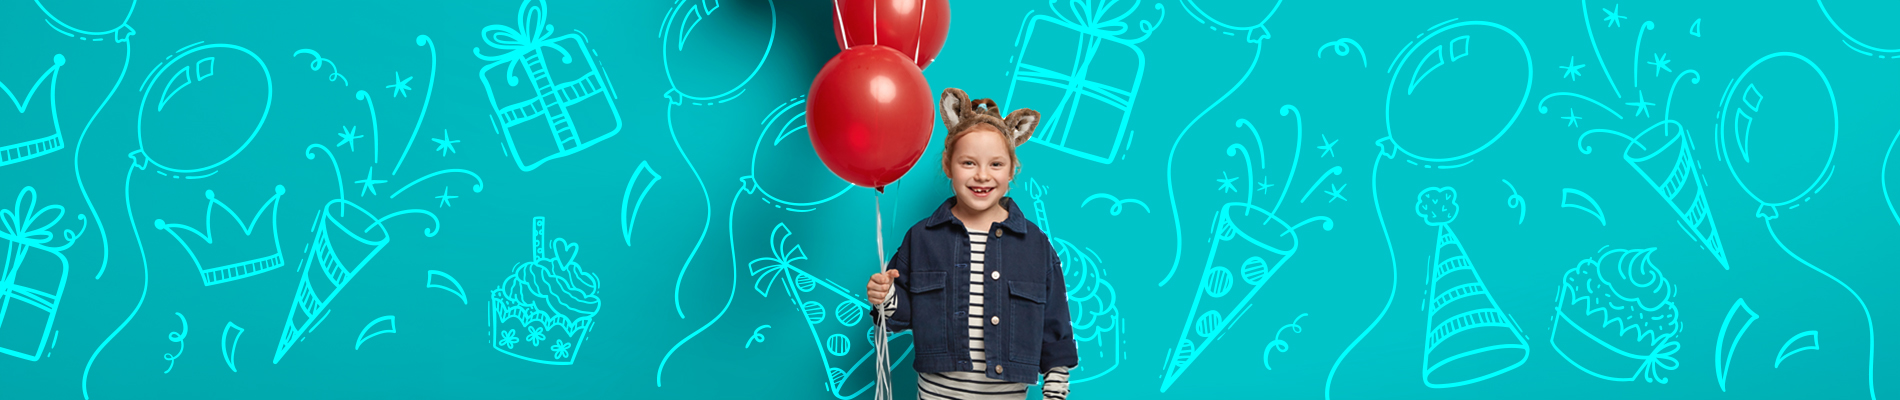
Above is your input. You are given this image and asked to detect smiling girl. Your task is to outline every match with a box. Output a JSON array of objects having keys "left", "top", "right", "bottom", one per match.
[{"left": 866, "top": 88, "right": 1077, "bottom": 399}]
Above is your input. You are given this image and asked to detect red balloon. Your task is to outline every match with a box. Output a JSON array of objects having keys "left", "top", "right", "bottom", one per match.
[
  {"left": 832, "top": 0, "right": 950, "bottom": 70},
  {"left": 808, "top": 45, "right": 935, "bottom": 190}
]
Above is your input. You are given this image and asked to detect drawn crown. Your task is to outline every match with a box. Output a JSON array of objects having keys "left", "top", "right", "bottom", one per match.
[{"left": 156, "top": 185, "right": 286, "bottom": 286}]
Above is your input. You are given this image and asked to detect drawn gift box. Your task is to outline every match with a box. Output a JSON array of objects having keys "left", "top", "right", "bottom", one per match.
[
  {"left": 0, "top": 187, "right": 81, "bottom": 362},
  {"left": 1004, "top": 0, "right": 1159, "bottom": 165},
  {"left": 476, "top": 0, "right": 621, "bottom": 172}
]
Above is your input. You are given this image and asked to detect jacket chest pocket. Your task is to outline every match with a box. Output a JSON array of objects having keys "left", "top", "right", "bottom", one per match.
[
  {"left": 1006, "top": 280, "right": 1046, "bottom": 364},
  {"left": 907, "top": 271, "right": 948, "bottom": 354}
]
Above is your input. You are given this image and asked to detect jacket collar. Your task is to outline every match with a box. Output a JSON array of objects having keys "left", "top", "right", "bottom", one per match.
[{"left": 924, "top": 196, "right": 1028, "bottom": 235}]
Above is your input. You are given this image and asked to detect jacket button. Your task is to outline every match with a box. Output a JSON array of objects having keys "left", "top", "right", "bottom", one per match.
[
  {"left": 991, "top": 271, "right": 1000, "bottom": 280},
  {"left": 995, "top": 365, "right": 1004, "bottom": 374},
  {"left": 991, "top": 316, "right": 1000, "bottom": 325}
]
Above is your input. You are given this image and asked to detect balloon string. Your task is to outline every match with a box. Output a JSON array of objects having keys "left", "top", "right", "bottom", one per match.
[
  {"left": 874, "top": 192, "right": 892, "bottom": 400},
  {"left": 831, "top": 0, "right": 851, "bottom": 47},
  {"left": 914, "top": 0, "right": 928, "bottom": 60}
]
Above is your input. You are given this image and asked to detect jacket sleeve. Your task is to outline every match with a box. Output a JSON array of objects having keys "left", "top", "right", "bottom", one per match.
[
  {"left": 876, "top": 229, "right": 915, "bottom": 333},
  {"left": 1041, "top": 246, "right": 1080, "bottom": 372}
]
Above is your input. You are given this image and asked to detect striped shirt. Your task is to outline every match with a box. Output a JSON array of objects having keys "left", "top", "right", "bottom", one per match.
[{"left": 885, "top": 226, "right": 1069, "bottom": 400}]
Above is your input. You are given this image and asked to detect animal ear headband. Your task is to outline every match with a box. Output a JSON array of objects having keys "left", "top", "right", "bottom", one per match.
[{"left": 939, "top": 88, "right": 1039, "bottom": 147}]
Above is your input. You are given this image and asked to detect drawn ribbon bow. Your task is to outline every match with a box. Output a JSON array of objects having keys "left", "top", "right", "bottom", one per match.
[
  {"left": 1047, "top": 0, "right": 1161, "bottom": 41},
  {"left": 472, "top": 0, "right": 574, "bottom": 87},
  {"left": 2, "top": 187, "right": 84, "bottom": 254},
  {"left": 1636, "top": 339, "right": 1681, "bottom": 384}
]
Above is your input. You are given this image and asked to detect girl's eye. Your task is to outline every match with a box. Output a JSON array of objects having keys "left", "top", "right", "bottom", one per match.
[
  {"left": 991, "top": 162, "right": 1004, "bottom": 168},
  {"left": 961, "top": 161, "right": 975, "bottom": 166}
]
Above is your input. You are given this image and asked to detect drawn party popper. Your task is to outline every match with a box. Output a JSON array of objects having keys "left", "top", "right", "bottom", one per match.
[
  {"left": 274, "top": 199, "right": 437, "bottom": 364},
  {"left": 1415, "top": 187, "right": 1527, "bottom": 388},
  {"left": 1164, "top": 202, "right": 1330, "bottom": 390}
]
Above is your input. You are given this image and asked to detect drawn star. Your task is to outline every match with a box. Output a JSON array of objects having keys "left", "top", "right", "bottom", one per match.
[
  {"left": 432, "top": 129, "right": 459, "bottom": 156},
  {"left": 387, "top": 72, "right": 413, "bottom": 98},
  {"left": 1325, "top": 184, "right": 1348, "bottom": 203},
  {"left": 1216, "top": 172, "right": 1239, "bottom": 194},
  {"left": 1560, "top": 56, "right": 1586, "bottom": 81},
  {"left": 336, "top": 126, "right": 362, "bottom": 152},
  {"left": 1317, "top": 134, "right": 1338, "bottom": 158},
  {"left": 1257, "top": 179, "right": 1276, "bottom": 193},
  {"left": 355, "top": 168, "right": 387, "bottom": 197},
  {"left": 1602, "top": 4, "right": 1627, "bottom": 28},
  {"left": 1648, "top": 53, "right": 1673, "bottom": 76},
  {"left": 436, "top": 187, "right": 458, "bottom": 208},
  {"left": 1562, "top": 108, "right": 1582, "bottom": 127},
  {"left": 1626, "top": 90, "right": 1655, "bottom": 118}
]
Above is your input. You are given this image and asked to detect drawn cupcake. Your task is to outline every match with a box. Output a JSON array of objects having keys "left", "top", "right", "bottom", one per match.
[
  {"left": 490, "top": 217, "right": 600, "bottom": 365},
  {"left": 1551, "top": 247, "right": 1680, "bottom": 383}
]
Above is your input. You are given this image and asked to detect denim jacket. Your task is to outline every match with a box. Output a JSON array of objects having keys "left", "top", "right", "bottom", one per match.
[{"left": 880, "top": 196, "right": 1079, "bottom": 384}]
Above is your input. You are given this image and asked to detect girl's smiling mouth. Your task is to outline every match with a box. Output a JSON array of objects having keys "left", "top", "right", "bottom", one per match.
[{"left": 968, "top": 186, "right": 995, "bottom": 196}]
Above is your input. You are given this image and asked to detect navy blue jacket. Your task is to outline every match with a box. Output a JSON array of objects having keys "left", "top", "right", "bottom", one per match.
[{"left": 881, "top": 196, "right": 1078, "bottom": 384}]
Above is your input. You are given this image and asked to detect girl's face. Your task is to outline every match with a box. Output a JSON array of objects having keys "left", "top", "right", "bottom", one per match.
[{"left": 947, "top": 127, "right": 1014, "bottom": 213}]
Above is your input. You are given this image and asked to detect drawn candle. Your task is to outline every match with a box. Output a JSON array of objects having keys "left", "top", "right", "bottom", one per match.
[{"left": 1415, "top": 187, "right": 1527, "bottom": 388}]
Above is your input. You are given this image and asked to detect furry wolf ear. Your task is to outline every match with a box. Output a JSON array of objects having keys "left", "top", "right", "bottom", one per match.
[
  {"left": 940, "top": 88, "right": 971, "bottom": 130},
  {"left": 1001, "top": 108, "right": 1041, "bottom": 147}
]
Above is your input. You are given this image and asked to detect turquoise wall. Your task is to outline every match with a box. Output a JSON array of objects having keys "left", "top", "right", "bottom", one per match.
[{"left": 2, "top": 0, "right": 1894, "bottom": 398}]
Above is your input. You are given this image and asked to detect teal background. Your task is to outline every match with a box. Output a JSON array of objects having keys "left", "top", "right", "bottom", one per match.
[{"left": 1, "top": 0, "right": 1895, "bottom": 398}]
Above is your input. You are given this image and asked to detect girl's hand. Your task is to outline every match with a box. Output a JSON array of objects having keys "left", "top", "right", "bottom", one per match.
[{"left": 865, "top": 269, "right": 900, "bottom": 306}]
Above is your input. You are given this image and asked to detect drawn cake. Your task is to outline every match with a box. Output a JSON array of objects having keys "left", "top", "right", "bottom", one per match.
[
  {"left": 1551, "top": 247, "right": 1681, "bottom": 383},
  {"left": 490, "top": 217, "right": 600, "bottom": 365}
]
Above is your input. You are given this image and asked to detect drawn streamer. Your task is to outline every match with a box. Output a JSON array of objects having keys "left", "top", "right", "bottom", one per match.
[
  {"left": 1776, "top": 331, "right": 1820, "bottom": 368},
  {"left": 163, "top": 313, "right": 186, "bottom": 374},
  {"left": 355, "top": 316, "right": 397, "bottom": 350},
  {"left": 1263, "top": 313, "right": 1308, "bottom": 370},
  {"left": 221, "top": 322, "right": 244, "bottom": 372},
  {"left": 1502, "top": 179, "right": 1525, "bottom": 224},
  {"left": 425, "top": 270, "right": 468, "bottom": 304},
  {"left": 1560, "top": 188, "right": 1606, "bottom": 226},
  {"left": 1715, "top": 298, "right": 1758, "bottom": 392}
]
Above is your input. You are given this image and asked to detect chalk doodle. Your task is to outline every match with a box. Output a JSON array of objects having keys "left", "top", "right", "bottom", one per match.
[
  {"left": 490, "top": 217, "right": 601, "bottom": 366},
  {"left": 1317, "top": 39, "right": 1368, "bottom": 68},
  {"left": 155, "top": 186, "right": 287, "bottom": 286},
  {"left": 747, "top": 223, "right": 912, "bottom": 398},
  {"left": 1715, "top": 298, "right": 1758, "bottom": 392},
  {"left": 222, "top": 322, "right": 244, "bottom": 372},
  {"left": 1262, "top": 313, "right": 1307, "bottom": 371},
  {"left": 1158, "top": 0, "right": 1286, "bottom": 287},
  {"left": 1029, "top": 179, "right": 1125, "bottom": 383},
  {"left": 1005, "top": 0, "right": 1165, "bottom": 164},
  {"left": 163, "top": 312, "right": 186, "bottom": 373},
  {"left": 1334, "top": 18, "right": 1532, "bottom": 399},
  {"left": 746, "top": 325, "right": 770, "bottom": 349},
  {"left": 476, "top": 0, "right": 622, "bottom": 172},
  {"left": 275, "top": 197, "right": 439, "bottom": 364},
  {"left": 355, "top": 316, "right": 397, "bottom": 350},
  {"left": 1502, "top": 179, "right": 1526, "bottom": 224},
  {"left": 622, "top": 161, "right": 663, "bottom": 245},
  {"left": 1416, "top": 187, "right": 1529, "bottom": 388},
  {"left": 1777, "top": 331, "right": 1820, "bottom": 368},
  {"left": 95, "top": 40, "right": 274, "bottom": 399},
  {"left": 1550, "top": 247, "right": 1680, "bottom": 383},
  {"left": 0, "top": 186, "right": 83, "bottom": 362},
  {"left": 656, "top": 0, "right": 772, "bottom": 386},
  {"left": 0, "top": 53, "right": 64, "bottom": 168},
  {"left": 1540, "top": 1, "right": 1728, "bottom": 269},
  {"left": 1817, "top": 0, "right": 1900, "bottom": 58},
  {"left": 425, "top": 270, "right": 468, "bottom": 305},
  {"left": 1713, "top": 51, "right": 1875, "bottom": 399},
  {"left": 293, "top": 49, "right": 349, "bottom": 86},
  {"left": 1559, "top": 188, "right": 1606, "bottom": 226},
  {"left": 1080, "top": 193, "right": 1151, "bottom": 216}
]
